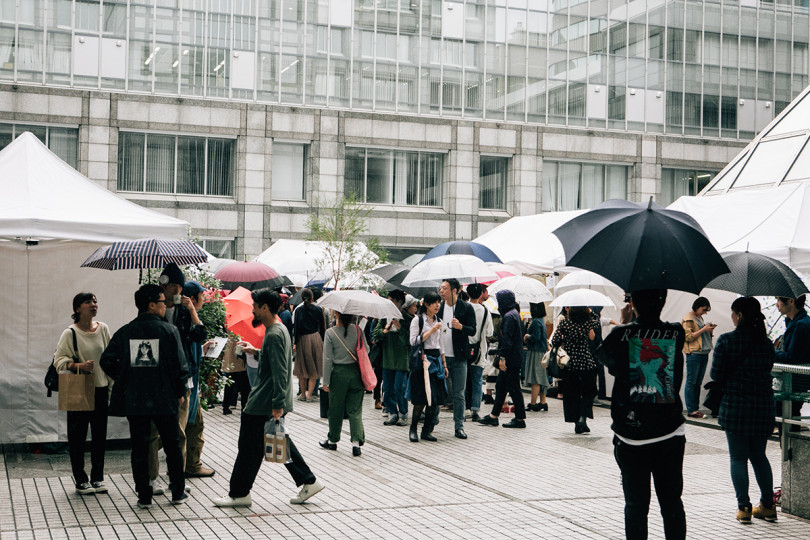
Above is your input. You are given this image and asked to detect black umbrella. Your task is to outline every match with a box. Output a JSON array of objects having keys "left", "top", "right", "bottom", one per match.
[
  {"left": 552, "top": 199, "right": 730, "bottom": 294},
  {"left": 704, "top": 251, "right": 809, "bottom": 298}
]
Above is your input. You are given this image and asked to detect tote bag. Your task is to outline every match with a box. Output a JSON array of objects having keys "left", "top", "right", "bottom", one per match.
[{"left": 356, "top": 326, "right": 377, "bottom": 391}]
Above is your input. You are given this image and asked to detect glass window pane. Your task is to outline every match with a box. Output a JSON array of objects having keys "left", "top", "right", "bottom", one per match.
[
  {"left": 344, "top": 147, "right": 366, "bottom": 201},
  {"left": 419, "top": 153, "right": 442, "bottom": 207},
  {"left": 48, "top": 127, "right": 78, "bottom": 168},
  {"left": 272, "top": 143, "right": 306, "bottom": 200},
  {"left": 366, "top": 149, "right": 391, "bottom": 204},
  {"left": 734, "top": 137, "right": 805, "bottom": 189},
  {"left": 207, "top": 138, "right": 233, "bottom": 196},
  {"left": 118, "top": 132, "right": 145, "bottom": 192},
  {"left": 480, "top": 156, "right": 508, "bottom": 210},
  {"left": 559, "top": 163, "right": 581, "bottom": 211},
  {"left": 606, "top": 166, "right": 627, "bottom": 200},
  {"left": 145, "top": 135, "right": 175, "bottom": 193},
  {"left": 542, "top": 160, "right": 558, "bottom": 212},
  {"left": 581, "top": 164, "right": 603, "bottom": 209},
  {"left": 177, "top": 136, "right": 205, "bottom": 195}
]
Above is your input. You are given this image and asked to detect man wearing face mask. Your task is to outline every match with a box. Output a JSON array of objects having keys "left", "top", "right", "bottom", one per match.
[{"left": 148, "top": 263, "right": 210, "bottom": 496}]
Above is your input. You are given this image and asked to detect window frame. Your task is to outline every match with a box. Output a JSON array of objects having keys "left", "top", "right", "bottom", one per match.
[
  {"left": 271, "top": 141, "right": 308, "bottom": 201},
  {"left": 542, "top": 159, "right": 630, "bottom": 212},
  {"left": 117, "top": 130, "right": 235, "bottom": 197},
  {"left": 344, "top": 146, "right": 444, "bottom": 208},
  {"left": 478, "top": 154, "right": 510, "bottom": 211},
  {"left": 0, "top": 122, "right": 79, "bottom": 168}
]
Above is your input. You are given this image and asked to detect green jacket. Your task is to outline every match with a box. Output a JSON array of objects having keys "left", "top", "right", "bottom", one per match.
[
  {"left": 373, "top": 312, "right": 412, "bottom": 371},
  {"left": 244, "top": 323, "right": 294, "bottom": 415}
]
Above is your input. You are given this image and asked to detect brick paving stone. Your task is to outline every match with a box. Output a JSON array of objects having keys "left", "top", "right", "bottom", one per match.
[{"left": 3, "top": 397, "right": 810, "bottom": 539}]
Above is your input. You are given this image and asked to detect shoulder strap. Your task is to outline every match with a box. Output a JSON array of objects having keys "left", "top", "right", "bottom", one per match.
[
  {"left": 333, "top": 327, "right": 358, "bottom": 361},
  {"left": 70, "top": 328, "right": 79, "bottom": 360}
]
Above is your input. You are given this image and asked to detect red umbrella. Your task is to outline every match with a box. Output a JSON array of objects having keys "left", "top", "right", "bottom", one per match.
[
  {"left": 214, "top": 261, "right": 292, "bottom": 291},
  {"left": 223, "top": 286, "right": 265, "bottom": 349}
]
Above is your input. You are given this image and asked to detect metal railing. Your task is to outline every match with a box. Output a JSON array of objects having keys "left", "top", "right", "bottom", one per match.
[{"left": 772, "top": 363, "right": 810, "bottom": 461}]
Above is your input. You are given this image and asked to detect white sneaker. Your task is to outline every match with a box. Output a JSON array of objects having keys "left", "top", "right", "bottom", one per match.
[
  {"left": 151, "top": 479, "right": 191, "bottom": 495},
  {"left": 212, "top": 494, "right": 252, "bottom": 507},
  {"left": 289, "top": 480, "right": 325, "bottom": 504}
]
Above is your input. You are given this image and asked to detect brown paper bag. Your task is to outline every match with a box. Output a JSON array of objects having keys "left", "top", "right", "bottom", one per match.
[
  {"left": 58, "top": 372, "right": 95, "bottom": 411},
  {"left": 221, "top": 340, "right": 246, "bottom": 373}
]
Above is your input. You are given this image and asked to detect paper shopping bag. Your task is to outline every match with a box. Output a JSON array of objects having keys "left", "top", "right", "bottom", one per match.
[
  {"left": 58, "top": 372, "right": 95, "bottom": 411},
  {"left": 264, "top": 419, "right": 288, "bottom": 463}
]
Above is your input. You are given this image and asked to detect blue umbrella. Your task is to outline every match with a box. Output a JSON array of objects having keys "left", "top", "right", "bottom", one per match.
[{"left": 421, "top": 241, "right": 502, "bottom": 263}]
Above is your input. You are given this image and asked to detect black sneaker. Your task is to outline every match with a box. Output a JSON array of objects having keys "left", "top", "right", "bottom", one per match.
[
  {"left": 478, "top": 415, "right": 499, "bottom": 426},
  {"left": 319, "top": 439, "right": 337, "bottom": 450},
  {"left": 170, "top": 492, "right": 189, "bottom": 505},
  {"left": 502, "top": 418, "right": 526, "bottom": 429},
  {"left": 75, "top": 482, "right": 94, "bottom": 495},
  {"left": 137, "top": 498, "right": 152, "bottom": 509},
  {"left": 471, "top": 412, "right": 481, "bottom": 422},
  {"left": 91, "top": 481, "right": 108, "bottom": 494}
]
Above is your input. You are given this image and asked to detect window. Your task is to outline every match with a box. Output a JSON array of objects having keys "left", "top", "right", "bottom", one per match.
[
  {"left": 0, "top": 123, "right": 78, "bottom": 168},
  {"left": 117, "top": 132, "right": 234, "bottom": 196},
  {"left": 199, "top": 238, "right": 235, "bottom": 259},
  {"left": 272, "top": 143, "right": 306, "bottom": 200},
  {"left": 479, "top": 156, "right": 509, "bottom": 210},
  {"left": 659, "top": 169, "right": 717, "bottom": 206},
  {"left": 344, "top": 147, "right": 443, "bottom": 207},
  {"left": 542, "top": 161, "right": 628, "bottom": 212}
]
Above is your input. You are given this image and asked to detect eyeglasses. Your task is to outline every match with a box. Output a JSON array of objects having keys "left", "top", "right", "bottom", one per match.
[{"left": 154, "top": 299, "right": 167, "bottom": 304}]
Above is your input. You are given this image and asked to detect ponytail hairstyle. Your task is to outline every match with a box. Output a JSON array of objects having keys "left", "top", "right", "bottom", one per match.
[
  {"left": 336, "top": 311, "right": 354, "bottom": 337},
  {"left": 300, "top": 288, "right": 314, "bottom": 306},
  {"left": 730, "top": 296, "right": 767, "bottom": 340}
]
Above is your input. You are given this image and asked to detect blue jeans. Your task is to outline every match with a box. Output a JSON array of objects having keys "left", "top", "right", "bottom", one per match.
[
  {"left": 246, "top": 363, "right": 258, "bottom": 387},
  {"left": 684, "top": 353, "right": 708, "bottom": 413},
  {"left": 382, "top": 368, "right": 408, "bottom": 417},
  {"left": 725, "top": 431, "right": 774, "bottom": 509},
  {"left": 446, "top": 356, "right": 467, "bottom": 430},
  {"left": 469, "top": 365, "right": 484, "bottom": 412}
]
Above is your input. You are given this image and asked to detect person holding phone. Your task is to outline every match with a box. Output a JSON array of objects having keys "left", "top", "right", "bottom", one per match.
[{"left": 682, "top": 297, "right": 715, "bottom": 419}]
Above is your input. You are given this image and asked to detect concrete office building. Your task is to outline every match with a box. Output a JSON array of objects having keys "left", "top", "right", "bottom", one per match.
[{"left": 0, "top": 0, "right": 807, "bottom": 259}]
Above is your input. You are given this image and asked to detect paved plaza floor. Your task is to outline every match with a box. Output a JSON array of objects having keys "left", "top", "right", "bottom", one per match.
[{"left": 2, "top": 397, "right": 809, "bottom": 540}]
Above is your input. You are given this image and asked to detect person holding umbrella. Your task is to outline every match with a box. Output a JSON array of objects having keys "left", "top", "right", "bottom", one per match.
[
  {"left": 319, "top": 311, "right": 369, "bottom": 456},
  {"left": 600, "top": 289, "right": 687, "bottom": 540},
  {"left": 681, "top": 297, "right": 716, "bottom": 419}
]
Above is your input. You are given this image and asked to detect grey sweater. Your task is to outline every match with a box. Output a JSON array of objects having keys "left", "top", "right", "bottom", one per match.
[{"left": 322, "top": 324, "right": 369, "bottom": 386}]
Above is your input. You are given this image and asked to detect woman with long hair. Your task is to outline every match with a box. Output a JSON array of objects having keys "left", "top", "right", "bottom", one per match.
[
  {"left": 293, "top": 288, "right": 326, "bottom": 401},
  {"left": 550, "top": 306, "right": 598, "bottom": 433},
  {"left": 53, "top": 292, "right": 113, "bottom": 495},
  {"left": 408, "top": 292, "right": 448, "bottom": 442},
  {"left": 682, "top": 296, "right": 716, "bottom": 418},
  {"left": 320, "top": 311, "right": 367, "bottom": 456},
  {"left": 524, "top": 302, "right": 549, "bottom": 412},
  {"left": 710, "top": 296, "right": 777, "bottom": 524}
]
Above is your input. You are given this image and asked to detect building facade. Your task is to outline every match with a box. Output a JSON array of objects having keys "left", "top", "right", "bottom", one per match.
[{"left": 1, "top": 0, "right": 806, "bottom": 259}]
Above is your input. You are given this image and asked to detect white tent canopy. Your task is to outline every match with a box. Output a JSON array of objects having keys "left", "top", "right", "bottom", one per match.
[
  {"left": 669, "top": 182, "right": 810, "bottom": 274},
  {"left": 0, "top": 133, "right": 191, "bottom": 443},
  {"left": 0, "top": 132, "right": 189, "bottom": 242},
  {"left": 474, "top": 209, "right": 587, "bottom": 274}
]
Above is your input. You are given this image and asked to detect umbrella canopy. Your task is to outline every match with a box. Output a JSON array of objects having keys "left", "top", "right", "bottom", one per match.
[
  {"left": 214, "top": 261, "right": 291, "bottom": 291},
  {"left": 371, "top": 263, "right": 411, "bottom": 283},
  {"left": 222, "top": 287, "right": 265, "bottom": 349},
  {"left": 487, "top": 262, "right": 521, "bottom": 280},
  {"left": 317, "top": 290, "right": 403, "bottom": 320},
  {"left": 552, "top": 199, "right": 729, "bottom": 294},
  {"left": 554, "top": 270, "right": 623, "bottom": 295},
  {"left": 703, "top": 251, "right": 810, "bottom": 298},
  {"left": 81, "top": 238, "right": 208, "bottom": 270},
  {"left": 402, "top": 254, "right": 499, "bottom": 289},
  {"left": 422, "top": 240, "right": 503, "bottom": 263},
  {"left": 486, "top": 276, "right": 553, "bottom": 304},
  {"left": 551, "top": 288, "right": 615, "bottom": 308}
]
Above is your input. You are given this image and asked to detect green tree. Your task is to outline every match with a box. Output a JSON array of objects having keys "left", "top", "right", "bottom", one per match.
[{"left": 306, "top": 195, "right": 388, "bottom": 289}]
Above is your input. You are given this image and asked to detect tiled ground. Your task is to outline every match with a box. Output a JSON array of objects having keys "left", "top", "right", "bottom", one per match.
[{"left": 3, "top": 398, "right": 809, "bottom": 539}]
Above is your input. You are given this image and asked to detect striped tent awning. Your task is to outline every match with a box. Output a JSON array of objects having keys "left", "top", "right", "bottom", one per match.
[{"left": 81, "top": 239, "right": 208, "bottom": 271}]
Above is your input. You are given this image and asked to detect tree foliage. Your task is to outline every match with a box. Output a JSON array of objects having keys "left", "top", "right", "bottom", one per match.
[{"left": 306, "top": 195, "right": 388, "bottom": 289}]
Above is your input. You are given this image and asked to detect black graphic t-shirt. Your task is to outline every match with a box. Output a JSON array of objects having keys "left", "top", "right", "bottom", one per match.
[{"left": 600, "top": 321, "right": 685, "bottom": 440}]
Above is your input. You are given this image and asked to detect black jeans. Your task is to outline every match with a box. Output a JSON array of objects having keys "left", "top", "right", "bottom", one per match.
[
  {"left": 614, "top": 435, "right": 686, "bottom": 540},
  {"left": 490, "top": 363, "right": 525, "bottom": 420},
  {"left": 562, "top": 370, "right": 596, "bottom": 423},
  {"left": 229, "top": 412, "right": 316, "bottom": 498},
  {"left": 128, "top": 414, "right": 185, "bottom": 501},
  {"left": 223, "top": 371, "right": 251, "bottom": 410},
  {"left": 67, "top": 386, "right": 109, "bottom": 484}
]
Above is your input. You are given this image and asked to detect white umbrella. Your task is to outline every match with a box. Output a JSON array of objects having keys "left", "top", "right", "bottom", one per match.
[
  {"left": 486, "top": 262, "right": 522, "bottom": 279},
  {"left": 317, "top": 290, "right": 403, "bottom": 320},
  {"left": 402, "top": 254, "right": 498, "bottom": 288},
  {"left": 555, "top": 270, "right": 623, "bottom": 295},
  {"left": 551, "top": 288, "right": 615, "bottom": 308},
  {"left": 486, "top": 276, "right": 553, "bottom": 304}
]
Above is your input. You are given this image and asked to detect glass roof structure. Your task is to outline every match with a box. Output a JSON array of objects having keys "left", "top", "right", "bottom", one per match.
[{"left": 703, "top": 84, "right": 810, "bottom": 195}]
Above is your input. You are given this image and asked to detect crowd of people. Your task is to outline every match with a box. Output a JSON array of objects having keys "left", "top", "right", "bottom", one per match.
[{"left": 52, "top": 261, "right": 810, "bottom": 537}]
